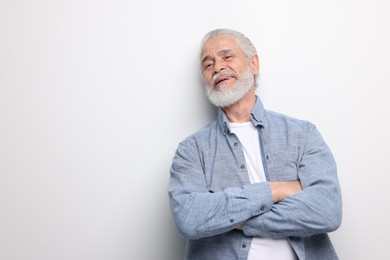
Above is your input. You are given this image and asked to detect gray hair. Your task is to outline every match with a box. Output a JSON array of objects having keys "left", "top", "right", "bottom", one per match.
[{"left": 199, "top": 28, "right": 259, "bottom": 88}]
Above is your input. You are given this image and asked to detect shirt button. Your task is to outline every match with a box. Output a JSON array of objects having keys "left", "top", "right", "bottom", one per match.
[
  {"left": 242, "top": 243, "right": 247, "bottom": 248},
  {"left": 230, "top": 219, "right": 234, "bottom": 223},
  {"left": 240, "top": 164, "right": 245, "bottom": 169},
  {"left": 234, "top": 142, "right": 238, "bottom": 146},
  {"left": 260, "top": 206, "right": 265, "bottom": 210}
]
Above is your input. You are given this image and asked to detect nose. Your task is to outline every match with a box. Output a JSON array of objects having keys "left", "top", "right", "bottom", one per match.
[{"left": 213, "top": 59, "right": 226, "bottom": 74}]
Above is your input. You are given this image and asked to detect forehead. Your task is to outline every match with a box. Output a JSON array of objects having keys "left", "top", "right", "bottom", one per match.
[{"left": 201, "top": 35, "right": 243, "bottom": 58}]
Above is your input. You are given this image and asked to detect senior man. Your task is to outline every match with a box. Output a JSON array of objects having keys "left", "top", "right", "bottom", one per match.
[{"left": 168, "top": 28, "right": 342, "bottom": 260}]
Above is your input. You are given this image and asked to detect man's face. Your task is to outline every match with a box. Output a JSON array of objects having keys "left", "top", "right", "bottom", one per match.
[{"left": 200, "top": 35, "right": 259, "bottom": 107}]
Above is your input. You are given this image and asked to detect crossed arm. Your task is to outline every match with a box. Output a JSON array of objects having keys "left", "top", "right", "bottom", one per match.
[
  {"left": 234, "top": 180, "right": 301, "bottom": 231},
  {"left": 168, "top": 126, "right": 341, "bottom": 240}
]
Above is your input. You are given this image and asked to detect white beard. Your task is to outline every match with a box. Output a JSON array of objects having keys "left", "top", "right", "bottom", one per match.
[{"left": 205, "top": 67, "right": 254, "bottom": 108}]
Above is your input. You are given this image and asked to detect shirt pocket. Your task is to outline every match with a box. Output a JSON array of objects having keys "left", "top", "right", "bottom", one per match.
[{"left": 267, "top": 147, "right": 299, "bottom": 181}]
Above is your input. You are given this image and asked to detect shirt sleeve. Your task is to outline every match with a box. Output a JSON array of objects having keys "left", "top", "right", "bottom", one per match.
[
  {"left": 168, "top": 138, "right": 273, "bottom": 240},
  {"left": 242, "top": 123, "right": 342, "bottom": 238}
]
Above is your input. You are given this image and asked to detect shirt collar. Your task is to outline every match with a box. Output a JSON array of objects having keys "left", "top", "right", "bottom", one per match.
[{"left": 217, "top": 95, "right": 265, "bottom": 135}]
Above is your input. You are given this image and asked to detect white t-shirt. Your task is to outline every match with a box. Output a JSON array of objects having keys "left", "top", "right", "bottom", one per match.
[{"left": 230, "top": 122, "right": 297, "bottom": 260}]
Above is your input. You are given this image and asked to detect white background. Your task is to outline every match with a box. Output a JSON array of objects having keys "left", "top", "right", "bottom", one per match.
[{"left": 1, "top": 0, "right": 389, "bottom": 259}]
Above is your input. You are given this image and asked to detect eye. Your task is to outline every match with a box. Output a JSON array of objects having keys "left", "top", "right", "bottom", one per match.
[{"left": 203, "top": 62, "right": 213, "bottom": 70}]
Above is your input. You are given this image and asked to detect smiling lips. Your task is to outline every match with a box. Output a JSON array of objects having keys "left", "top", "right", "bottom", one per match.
[
  {"left": 215, "top": 76, "right": 233, "bottom": 85},
  {"left": 211, "top": 71, "right": 237, "bottom": 88}
]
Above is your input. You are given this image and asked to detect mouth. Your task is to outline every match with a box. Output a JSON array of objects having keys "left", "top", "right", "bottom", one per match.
[
  {"left": 215, "top": 76, "right": 232, "bottom": 85},
  {"left": 212, "top": 74, "right": 236, "bottom": 88}
]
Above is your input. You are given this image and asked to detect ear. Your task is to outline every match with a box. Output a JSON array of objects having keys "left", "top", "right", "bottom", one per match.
[{"left": 250, "top": 54, "right": 260, "bottom": 76}]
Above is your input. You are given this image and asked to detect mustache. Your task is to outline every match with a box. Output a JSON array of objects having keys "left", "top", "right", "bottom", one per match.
[{"left": 210, "top": 71, "right": 237, "bottom": 87}]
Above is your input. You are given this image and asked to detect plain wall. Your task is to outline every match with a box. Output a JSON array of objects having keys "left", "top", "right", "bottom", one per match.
[{"left": 1, "top": 0, "right": 389, "bottom": 259}]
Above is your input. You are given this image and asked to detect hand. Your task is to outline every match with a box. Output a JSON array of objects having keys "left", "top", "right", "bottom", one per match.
[{"left": 270, "top": 181, "right": 302, "bottom": 203}]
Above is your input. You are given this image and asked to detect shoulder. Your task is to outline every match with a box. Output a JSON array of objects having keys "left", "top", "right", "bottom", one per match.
[
  {"left": 264, "top": 109, "right": 314, "bottom": 131},
  {"left": 263, "top": 109, "right": 329, "bottom": 152},
  {"left": 172, "top": 120, "right": 219, "bottom": 163},
  {"left": 262, "top": 109, "right": 323, "bottom": 146},
  {"left": 178, "top": 120, "right": 219, "bottom": 148}
]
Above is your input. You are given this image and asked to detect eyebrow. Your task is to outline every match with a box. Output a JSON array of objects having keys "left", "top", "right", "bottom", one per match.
[
  {"left": 218, "top": 49, "right": 233, "bottom": 56},
  {"left": 201, "top": 49, "right": 233, "bottom": 65},
  {"left": 201, "top": 55, "right": 212, "bottom": 65}
]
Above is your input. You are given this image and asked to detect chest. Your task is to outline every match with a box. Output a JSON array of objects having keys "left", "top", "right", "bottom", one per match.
[{"left": 201, "top": 129, "right": 302, "bottom": 192}]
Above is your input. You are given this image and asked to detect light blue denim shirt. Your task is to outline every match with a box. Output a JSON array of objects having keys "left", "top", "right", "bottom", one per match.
[{"left": 168, "top": 96, "right": 342, "bottom": 260}]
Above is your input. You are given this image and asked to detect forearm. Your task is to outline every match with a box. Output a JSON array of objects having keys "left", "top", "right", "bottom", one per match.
[
  {"left": 270, "top": 181, "right": 302, "bottom": 203},
  {"left": 169, "top": 181, "right": 273, "bottom": 240},
  {"left": 169, "top": 176, "right": 302, "bottom": 239},
  {"left": 235, "top": 180, "right": 302, "bottom": 231},
  {"left": 242, "top": 182, "right": 342, "bottom": 238}
]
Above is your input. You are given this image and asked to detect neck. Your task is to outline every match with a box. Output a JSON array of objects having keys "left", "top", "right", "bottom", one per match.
[{"left": 222, "top": 88, "right": 256, "bottom": 123}]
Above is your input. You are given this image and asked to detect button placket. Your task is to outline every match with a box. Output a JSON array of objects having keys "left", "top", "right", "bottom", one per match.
[{"left": 230, "top": 136, "right": 246, "bottom": 173}]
